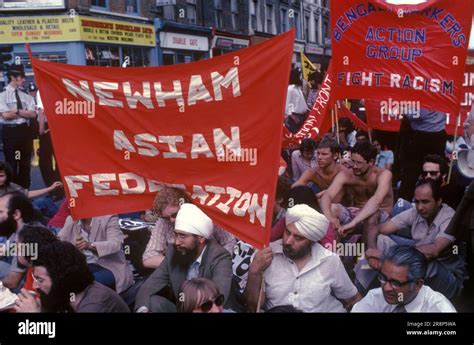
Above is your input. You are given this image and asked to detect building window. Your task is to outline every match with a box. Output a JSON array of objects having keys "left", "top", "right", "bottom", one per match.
[
  {"left": 323, "top": 21, "right": 329, "bottom": 43},
  {"left": 314, "top": 17, "right": 320, "bottom": 44},
  {"left": 250, "top": 0, "right": 258, "bottom": 30},
  {"left": 91, "top": 0, "right": 108, "bottom": 9},
  {"left": 305, "top": 14, "right": 310, "bottom": 42},
  {"left": 125, "top": 0, "right": 139, "bottom": 14},
  {"left": 281, "top": 8, "right": 288, "bottom": 32},
  {"left": 214, "top": 0, "right": 223, "bottom": 28},
  {"left": 231, "top": 0, "right": 239, "bottom": 30},
  {"left": 265, "top": 4, "right": 273, "bottom": 34},
  {"left": 163, "top": 5, "right": 175, "bottom": 20},
  {"left": 293, "top": 11, "right": 301, "bottom": 40},
  {"left": 85, "top": 45, "right": 149, "bottom": 67},
  {"left": 187, "top": 0, "right": 197, "bottom": 24}
]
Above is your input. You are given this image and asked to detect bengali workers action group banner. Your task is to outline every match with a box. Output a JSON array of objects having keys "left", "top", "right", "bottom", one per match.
[
  {"left": 331, "top": 0, "right": 473, "bottom": 116},
  {"left": 29, "top": 30, "right": 295, "bottom": 249}
]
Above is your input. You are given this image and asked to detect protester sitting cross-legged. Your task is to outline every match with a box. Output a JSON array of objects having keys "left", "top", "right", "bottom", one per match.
[
  {"left": 135, "top": 204, "right": 233, "bottom": 313},
  {"left": 14, "top": 241, "right": 130, "bottom": 313},
  {"left": 352, "top": 245, "right": 456, "bottom": 312},
  {"left": 366, "top": 179, "right": 466, "bottom": 299},
  {"left": 243, "top": 204, "right": 361, "bottom": 312},
  {"left": 176, "top": 277, "right": 225, "bottom": 313},
  {"left": 291, "top": 138, "right": 317, "bottom": 183},
  {"left": 142, "top": 186, "right": 235, "bottom": 269},
  {"left": 58, "top": 215, "right": 134, "bottom": 294}
]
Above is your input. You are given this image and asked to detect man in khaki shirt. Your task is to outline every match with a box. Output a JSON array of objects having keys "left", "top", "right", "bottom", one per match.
[{"left": 366, "top": 179, "right": 466, "bottom": 299}]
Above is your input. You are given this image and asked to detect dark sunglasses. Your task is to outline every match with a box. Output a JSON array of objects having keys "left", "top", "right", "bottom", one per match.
[
  {"left": 161, "top": 212, "right": 178, "bottom": 222},
  {"left": 421, "top": 170, "right": 440, "bottom": 177},
  {"left": 199, "top": 294, "right": 224, "bottom": 313}
]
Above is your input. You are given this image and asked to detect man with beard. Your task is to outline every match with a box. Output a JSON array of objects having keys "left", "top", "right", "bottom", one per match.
[
  {"left": 142, "top": 186, "right": 235, "bottom": 269},
  {"left": 243, "top": 204, "right": 361, "bottom": 312},
  {"left": 0, "top": 192, "right": 43, "bottom": 289},
  {"left": 320, "top": 141, "right": 393, "bottom": 244},
  {"left": 13, "top": 241, "right": 130, "bottom": 313},
  {"left": 352, "top": 245, "right": 456, "bottom": 312},
  {"left": 135, "top": 204, "right": 232, "bottom": 313}
]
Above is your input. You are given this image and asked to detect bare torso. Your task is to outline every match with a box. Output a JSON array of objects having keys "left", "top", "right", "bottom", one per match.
[{"left": 345, "top": 167, "right": 393, "bottom": 214}]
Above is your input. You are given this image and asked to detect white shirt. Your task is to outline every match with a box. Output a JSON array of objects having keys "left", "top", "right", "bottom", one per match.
[
  {"left": 352, "top": 285, "right": 456, "bottom": 313},
  {"left": 263, "top": 240, "right": 358, "bottom": 312},
  {"left": 285, "top": 85, "right": 309, "bottom": 117},
  {"left": 0, "top": 84, "right": 36, "bottom": 125},
  {"left": 186, "top": 245, "right": 207, "bottom": 280},
  {"left": 80, "top": 228, "right": 98, "bottom": 265}
]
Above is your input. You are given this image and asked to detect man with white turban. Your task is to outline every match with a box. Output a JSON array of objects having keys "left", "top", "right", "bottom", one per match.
[
  {"left": 135, "top": 204, "right": 233, "bottom": 313},
  {"left": 243, "top": 204, "right": 361, "bottom": 312}
]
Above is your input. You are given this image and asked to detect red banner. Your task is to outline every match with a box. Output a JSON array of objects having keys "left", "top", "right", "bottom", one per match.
[
  {"left": 337, "top": 103, "right": 368, "bottom": 131},
  {"left": 331, "top": 0, "right": 473, "bottom": 116},
  {"left": 29, "top": 30, "right": 295, "bottom": 249},
  {"left": 282, "top": 63, "right": 334, "bottom": 148}
]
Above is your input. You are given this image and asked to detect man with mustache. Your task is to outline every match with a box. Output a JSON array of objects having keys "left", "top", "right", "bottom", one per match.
[
  {"left": 320, "top": 141, "right": 394, "bottom": 245},
  {"left": 352, "top": 245, "right": 456, "bottom": 312},
  {"left": 0, "top": 192, "right": 43, "bottom": 289},
  {"left": 244, "top": 204, "right": 361, "bottom": 312},
  {"left": 135, "top": 203, "right": 232, "bottom": 313},
  {"left": 13, "top": 241, "right": 130, "bottom": 313},
  {"left": 366, "top": 179, "right": 465, "bottom": 299}
]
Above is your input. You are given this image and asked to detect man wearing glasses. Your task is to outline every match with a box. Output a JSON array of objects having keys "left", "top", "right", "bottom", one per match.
[
  {"left": 352, "top": 245, "right": 456, "bottom": 312},
  {"left": 320, "top": 141, "right": 394, "bottom": 244},
  {"left": 366, "top": 179, "right": 466, "bottom": 299}
]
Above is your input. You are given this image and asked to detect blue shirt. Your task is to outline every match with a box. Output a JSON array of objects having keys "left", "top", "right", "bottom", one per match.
[
  {"left": 376, "top": 150, "right": 394, "bottom": 169},
  {"left": 404, "top": 108, "right": 446, "bottom": 132}
]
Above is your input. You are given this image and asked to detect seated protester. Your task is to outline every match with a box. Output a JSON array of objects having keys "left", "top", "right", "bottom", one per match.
[
  {"left": 366, "top": 179, "right": 466, "bottom": 299},
  {"left": 292, "top": 139, "right": 346, "bottom": 195},
  {"left": 0, "top": 193, "right": 44, "bottom": 290},
  {"left": 320, "top": 141, "right": 393, "bottom": 245},
  {"left": 17, "top": 225, "right": 59, "bottom": 293},
  {"left": 14, "top": 241, "right": 130, "bottom": 313},
  {"left": 142, "top": 186, "right": 235, "bottom": 269},
  {"left": 291, "top": 138, "right": 317, "bottom": 183},
  {"left": 271, "top": 186, "right": 337, "bottom": 249},
  {"left": 135, "top": 204, "right": 232, "bottom": 313},
  {"left": 374, "top": 137, "right": 394, "bottom": 171},
  {"left": 422, "top": 154, "right": 464, "bottom": 210},
  {"left": 177, "top": 278, "right": 225, "bottom": 313},
  {"left": 58, "top": 215, "right": 134, "bottom": 294},
  {"left": 0, "top": 161, "right": 62, "bottom": 199},
  {"left": 352, "top": 245, "right": 456, "bottom": 312},
  {"left": 243, "top": 205, "right": 361, "bottom": 312},
  {"left": 355, "top": 130, "right": 369, "bottom": 144},
  {"left": 337, "top": 117, "right": 357, "bottom": 148}
]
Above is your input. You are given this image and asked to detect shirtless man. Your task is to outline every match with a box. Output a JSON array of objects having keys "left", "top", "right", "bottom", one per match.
[
  {"left": 292, "top": 139, "right": 346, "bottom": 197},
  {"left": 320, "top": 141, "right": 393, "bottom": 245}
]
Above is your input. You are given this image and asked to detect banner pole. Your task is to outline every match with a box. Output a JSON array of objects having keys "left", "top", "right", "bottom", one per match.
[
  {"left": 447, "top": 113, "right": 460, "bottom": 184},
  {"left": 335, "top": 103, "right": 340, "bottom": 145},
  {"left": 256, "top": 275, "right": 265, "bottom": 313}
]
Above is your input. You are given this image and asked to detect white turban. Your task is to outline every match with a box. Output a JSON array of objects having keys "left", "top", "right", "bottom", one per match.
[
  {"left": 175, "top": 204, "right": 213, "bottom": 239},
  {"left": 285, "top": 204, "right": 329, "bottom": 242}
]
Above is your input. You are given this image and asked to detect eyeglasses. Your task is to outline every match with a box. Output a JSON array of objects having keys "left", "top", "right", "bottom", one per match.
[
  {"left": 421, "top": 170, "right": 440, "bottom": 177},
  {"left": 199, "top": 294, "right": 224, "bottom": 313},
  {"left": 161, "top": 212, "right": 178, "bottom": 222},
  {"left": 377, "top": 273, "right": 413, "bottom": 289}
]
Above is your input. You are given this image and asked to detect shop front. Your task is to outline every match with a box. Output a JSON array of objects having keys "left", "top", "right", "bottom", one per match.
[{"left": 211, "top": 30, "right": 250, "bottom": 57}]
